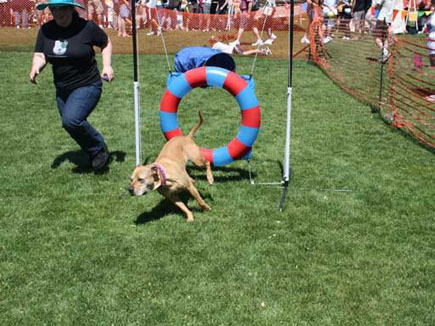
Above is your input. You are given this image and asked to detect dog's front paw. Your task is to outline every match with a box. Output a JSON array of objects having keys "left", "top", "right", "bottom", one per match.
[
  {"left": 187, "top": 216, "right": 195, "bottom": 223},
  {"left": 184, "top": 211, "right": 195, "bottom": 222},
  {"left": 201, "top": 203, "right": 211, "bottom": 212}
]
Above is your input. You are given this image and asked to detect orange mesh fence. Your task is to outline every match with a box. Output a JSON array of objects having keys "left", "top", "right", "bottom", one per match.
[
  {"left": 308, "top": 15, "right": 435, "bottom": 149},
  {"left": 0, "top": 1, "right": 309, "bottom": 57},
  {"left": 0, "top": 1, "right": 301, "bottom": 32},
  {"left": 390, "top": 38, "right": 435, "bottom": 146}
]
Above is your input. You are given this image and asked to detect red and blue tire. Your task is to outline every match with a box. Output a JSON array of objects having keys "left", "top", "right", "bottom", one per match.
[{"left": 159, "top": 67, "right": 261, "bottom": 166}]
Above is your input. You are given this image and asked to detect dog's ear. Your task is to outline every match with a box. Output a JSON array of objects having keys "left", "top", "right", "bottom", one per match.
[{"left": 150, "top": 166, "right": 161, "bottom": 190}]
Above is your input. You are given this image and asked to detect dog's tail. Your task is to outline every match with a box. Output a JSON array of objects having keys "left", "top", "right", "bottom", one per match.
[{"left": 188, "top": 111, "right": 203, "bottom": 138}]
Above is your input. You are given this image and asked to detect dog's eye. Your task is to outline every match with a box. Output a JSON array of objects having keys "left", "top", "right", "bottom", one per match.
[{"left": 138, "top": 178, "right": 144, "bottom": 183}]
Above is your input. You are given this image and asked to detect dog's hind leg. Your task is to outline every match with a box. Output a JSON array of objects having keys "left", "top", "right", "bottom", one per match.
[
  {"left": 185, "top": 142, "right": 214, "bottom": 185},
  {"left": 204, "top": 160, "right": 214, "bottom": 185},
  {"left": 190, "top": 156, "right": 214, "bottom": 185}
]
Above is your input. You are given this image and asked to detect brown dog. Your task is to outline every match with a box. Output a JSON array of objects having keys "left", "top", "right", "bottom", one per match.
[{"left": 128, "top": 112, "right": 214, "bottom": 222}]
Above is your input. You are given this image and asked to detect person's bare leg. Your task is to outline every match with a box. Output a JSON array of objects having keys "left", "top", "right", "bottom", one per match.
[{"left": 252, "top": 26, "right": 262, "bottom": 43}]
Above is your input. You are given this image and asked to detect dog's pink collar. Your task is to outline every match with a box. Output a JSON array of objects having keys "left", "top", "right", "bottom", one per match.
[{"left": 152, "top": 163, "right": 167, "bottom": 187}]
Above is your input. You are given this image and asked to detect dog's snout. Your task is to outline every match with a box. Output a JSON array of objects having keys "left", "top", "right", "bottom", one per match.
[{"left": 128, "top": 185, "right": 135, "bottom": 195}]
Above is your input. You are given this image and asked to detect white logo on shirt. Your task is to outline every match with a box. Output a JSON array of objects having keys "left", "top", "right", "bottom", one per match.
[{"left": 53, "top": 40, "right": 68, "bottom": 56}]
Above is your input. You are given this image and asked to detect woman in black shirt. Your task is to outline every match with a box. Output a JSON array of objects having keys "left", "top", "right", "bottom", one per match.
[{"left": 29, "top": 0, "right": 114, "bottom": 170}]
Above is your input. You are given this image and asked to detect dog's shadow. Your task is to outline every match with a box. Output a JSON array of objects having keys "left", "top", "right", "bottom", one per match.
[
  {"left": 134, "top": 159, "right": 282, "bottom": 225},
  {"left": 51, "top": 150, "right": 126, "bottom": 174},
  {"left": 134, "top": 192, "right": 213, "bottom": 225},
  {"left": 188, "top": 165, "right": 254, "bottom": 183}
]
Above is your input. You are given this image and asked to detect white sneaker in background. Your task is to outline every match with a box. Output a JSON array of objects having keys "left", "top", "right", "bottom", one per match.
[
  {"left": 264, "top": 33, "right": 277, "bottom": 45},
  {"left": 425, "top": 94, "right": 435, "bottom": 102},
  {"left": 342, "top": 36, "right": 350, "bottom": 40},
  {"left": 380, "top": 48, "right": 390, "bottom": 63},
  {"left": 324, "top": 36, "right": 332, "bottom": 44},
  {"left": 301, "top": 36, "right": 310, "bottom": 44},
  {"left": 252, "top": 39, "right": 264, "bottom": 46}
]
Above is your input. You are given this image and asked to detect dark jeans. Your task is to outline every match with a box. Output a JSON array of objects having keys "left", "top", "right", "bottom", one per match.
[{"left": 56, "top": 81, "right": 105, "bottom": 160}]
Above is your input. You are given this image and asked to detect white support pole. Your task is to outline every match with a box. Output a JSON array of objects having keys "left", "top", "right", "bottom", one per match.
[
  {"left": 283, "top": 86, "right": 292, "bottom": 182},
  {"left": 131, "top": 0, "right": 141, "bottom": 166},
  {"left": 278, "top": 0, "right": 294, "bottom": 211},
  {"left": 134, "top": 81, "right": 142, "bottom": 166}
]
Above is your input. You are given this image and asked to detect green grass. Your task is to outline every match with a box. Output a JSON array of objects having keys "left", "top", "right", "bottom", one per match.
[{"left": 0, "top": 52, "right": 434, "bottom": 325}]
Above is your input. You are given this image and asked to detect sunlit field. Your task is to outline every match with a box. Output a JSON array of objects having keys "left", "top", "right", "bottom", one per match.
[{"left": 1, "top": 50, "right": 434, "bottom": 325}]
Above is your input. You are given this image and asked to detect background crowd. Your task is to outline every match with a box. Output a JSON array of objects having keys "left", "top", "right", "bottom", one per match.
[
  {"left": 0, "top": 0, "right": 433, "bottom": 63},
  {"left": 0, "top": 0, "right": 283, "bottom": 32}
]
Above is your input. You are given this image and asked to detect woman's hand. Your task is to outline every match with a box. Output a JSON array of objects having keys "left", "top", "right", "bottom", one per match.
[
  {"left": 101, "top": 66, "right": 114, "bottom": 82},
  {"left": 29, "top": 52, "right": 46, "bottom": 84},
  {"left": 29, "top": 66, "right": 40, "bottom": 84}
]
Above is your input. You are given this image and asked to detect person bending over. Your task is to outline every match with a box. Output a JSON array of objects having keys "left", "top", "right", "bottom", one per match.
[{"left": 29, "top": 0, "right": 114, "bottom": 170}]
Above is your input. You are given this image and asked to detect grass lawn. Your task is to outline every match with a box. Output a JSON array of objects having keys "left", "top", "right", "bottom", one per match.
[{"left": 0, "top": 52, "right": 434, "bottom": 325}]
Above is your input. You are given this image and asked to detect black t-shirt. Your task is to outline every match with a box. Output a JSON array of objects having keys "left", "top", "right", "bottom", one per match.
[
  {"left": 353, "top": 0, "right": 367, "bottom": 12},
  {"left": 34, "top": 13, "right": 108, "bottom": 90}
]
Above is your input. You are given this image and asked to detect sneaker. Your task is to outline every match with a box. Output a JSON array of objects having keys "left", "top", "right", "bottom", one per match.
[
  {"left": 300, "top": 36, "right": 310, "bottom": 44},
  {"left": 342, "top": 36, "right": 350, "bottom": 41},
  {"left": 324, "top": 36, "right": 332, "bottom": 44},
  {"left": 263, "top": 33, "right": 277, "bottom": 45},
  {"left": 252, "top": 39, "right": 263, "bottom": 46},
  {"left": 91, "top": 144, "right": 110, "bottom": 170},
  {"left": 156, "top": 27, "right": 163, "bottom": 36},
  {"left": 425, "top": 94, "right": 435, "bottom": 102},
  {"left": 379, "top": 53, "right": 391, "bottom": 63},
  {"left": 379, "top": 48, "right": 390, "bottom": 63},
  {"left": 146, "top": 31, "right": 156, "bottom": 36}
]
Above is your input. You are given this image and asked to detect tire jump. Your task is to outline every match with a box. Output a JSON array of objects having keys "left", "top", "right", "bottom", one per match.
[{"left": 159, "top": 66, "right": 261, "bottom": 166}]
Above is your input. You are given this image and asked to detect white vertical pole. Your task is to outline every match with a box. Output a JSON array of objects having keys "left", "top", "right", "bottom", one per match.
[
  {"left": 278, "top": 0, "right": 294, "bottom": 211},
  {"left": 283, "top": 86, "right": 292, "bottom": 182},
  {"left": 131, "top": 0, "right": 142, "bottom": 166},
  {"left": 134, "top": 81, "right": 142, "bottom": 166}
]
